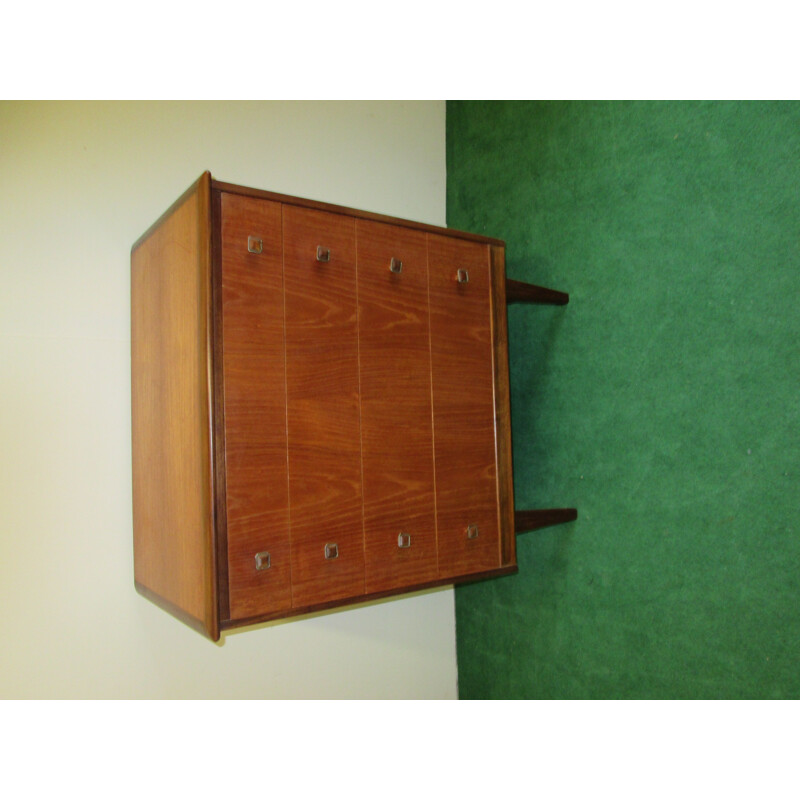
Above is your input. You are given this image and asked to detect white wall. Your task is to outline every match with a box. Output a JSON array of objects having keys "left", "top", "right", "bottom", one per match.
[{"left": 0, "top": 100, "right": 456, "bottom": 699}]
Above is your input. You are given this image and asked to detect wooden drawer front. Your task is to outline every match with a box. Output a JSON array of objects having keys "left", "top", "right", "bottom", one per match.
[
  {"left": 356, "top": 220, "right": 438, "bottom": 593},
  {"left": 428, "top": 235, "right": 501, "bottom": 577},
  {"left": 221, "top": 193, "right": 292, "bottom": 620},
  {"left": 283, "top": 205, "right": 365, "bottom": 608}
]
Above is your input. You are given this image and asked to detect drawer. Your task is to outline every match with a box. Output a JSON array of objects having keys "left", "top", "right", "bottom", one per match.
[
  {"left": 283, "top": 205, "right": 365, "bottom": 608},
  {"left": 357, "top": 219, "right": 438, "bottom": 593},
  {"left": 220, "top": 192, "right": 292, "bottom": 620},
  {"left": 428, "top": 234, "right": 501, "bottom": 577}
]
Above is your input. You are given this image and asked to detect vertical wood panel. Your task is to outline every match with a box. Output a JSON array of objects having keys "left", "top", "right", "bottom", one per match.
[
  {"left": 357, "top": 220, "right": 438, "bottom": 593},
  {"left": 131, "top": 172, "right": 218, "bottom": 639},
  {"left": 428, "top": 234, "right": 501, "bottom": 577},
  {"left": 283, "top": 206, "right": 365, "bottom": 608},
  {"left": 221, "top": 193, "right": 292, "bottom": 621},
  {"left": 489, "top": 245, "right": 516, "bottom": 567}
]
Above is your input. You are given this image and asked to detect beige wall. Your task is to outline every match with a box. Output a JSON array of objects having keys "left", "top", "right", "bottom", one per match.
[{"left": 0, "top": 100, "right": 456, "bottom": 698}]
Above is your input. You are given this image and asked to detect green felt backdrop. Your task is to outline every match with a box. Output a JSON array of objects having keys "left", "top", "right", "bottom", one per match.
[{"left": 448, "top": 101, "right": 800, "bottom": 699}]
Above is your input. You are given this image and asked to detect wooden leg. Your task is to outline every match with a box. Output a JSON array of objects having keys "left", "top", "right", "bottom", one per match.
[
  {"left": 506, "top": 278, "right": 569, "bottom": 306},
  {"left": 515, "top": 508, "right": 577, "bottom": 534}
]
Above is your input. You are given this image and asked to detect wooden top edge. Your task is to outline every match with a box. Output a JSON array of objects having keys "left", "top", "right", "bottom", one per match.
[
  {"left": 210, "top": 178, "right": 506, "bottom": 247},
  {"left": 131, "top": 171, "right": 212, "bottom": 253},
  {"left": 135, "top": 580, "right": 220, "bottom": 641}
]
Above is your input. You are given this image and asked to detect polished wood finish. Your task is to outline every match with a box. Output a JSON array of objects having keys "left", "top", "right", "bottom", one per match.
[
  {"left": 132, "top": 173, "right": 534, "bottom": 638},
  {"left": 131, "top": 171, "right": 219, "bottom": 641},
  {"left": 283, "top": 206, "right": 366, "bottom": 608},
  {"left": 210, "top": 189, "right": 230, "bottom": 624},
  {"left": 211, "top": 179, "right": 505, "bottom": 247},
  {"left": 515, "top": 508, "right": 578, "bottom": 533},
  {"left": 506, "top": 278, "right": 570, "bottom": 306},
  {"left": 222, "top": 563, "right": 518, "bottom": 630},
  {"left": 490, "top": 246, "right": 517, "bottom": 567},
  {"left": 220, "top": 193, "right": 291, "bottom": 620},
  {"left": 428, "top": 234, "right": 501, "bottom": 576},
  {"left": 357, "top": 219, "right": 438, "bottom": 593}
]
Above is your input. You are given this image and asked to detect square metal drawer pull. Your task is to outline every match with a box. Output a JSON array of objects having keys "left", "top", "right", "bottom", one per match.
[
  {"left": 397, "top": 532, "right": 411, "bottom": 548},
  {"left": 389, "top": 257, "right": 403, "bottom": 274},
  {"left": 466, "top": 524, "right": 479, "bottom": 539},
  {"left": 316, "top": 246, "right": 331, "bottom": 262},
  {"left": 248, "top": 236, "right": 263, "bottom": 254},
  {"left": 324, "top": 542, "right": 339, "bottom": 560},
  {"left": 254, "top": 551, "right": 271, "bottom": 570},
  {"left": 457, "top": 268, "right": 469, "bottom": 284}
]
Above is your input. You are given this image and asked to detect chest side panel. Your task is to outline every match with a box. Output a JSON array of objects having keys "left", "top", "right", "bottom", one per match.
[{"left": 132, "top": 175, "right": 217, "bottom": 639}]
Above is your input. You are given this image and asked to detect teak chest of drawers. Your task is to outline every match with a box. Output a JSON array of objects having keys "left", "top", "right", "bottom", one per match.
[{"left": 132, "top": 173, "right": 573, "bottom": 641}]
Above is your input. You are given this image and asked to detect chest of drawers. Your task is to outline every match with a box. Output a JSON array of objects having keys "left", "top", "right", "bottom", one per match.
[{"left": 132, "top": 172, "right": 517, "bottom": 640}]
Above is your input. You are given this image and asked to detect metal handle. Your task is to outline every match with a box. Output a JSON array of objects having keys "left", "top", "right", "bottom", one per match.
[
  {"left": 248, "top": 236, "right": 263, "bottom": 254},
  {"left": 390, "top": 257, "right": 403, "bottom": 274},
  {"left": 255, "top": 551, "right": 271, "bottom": 570},
  {"left": 457, "top": 269, "right": 469, "bottom": 284},
  {"left": 316, "top": 246, "right": 331, "bottom": 263},
  {"left": 466, "top": 524, "right": 479, "bottom": 540},
  {"left": 397, "top": 532, "right": 411, "bottom": 549},
  {"left": 324, "top": 543, "right": 339, "bottom": 560}
]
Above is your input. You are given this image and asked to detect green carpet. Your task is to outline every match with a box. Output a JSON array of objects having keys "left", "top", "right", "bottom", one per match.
[{"left": 449, "top": 100, "right": 800, "bottom": 699}]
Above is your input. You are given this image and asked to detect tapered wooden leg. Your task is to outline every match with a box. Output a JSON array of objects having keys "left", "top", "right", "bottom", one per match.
[
  {"left": 506, "top": 278, "right": 569, "bottom": 306},
  {"left": 515, "top": 508, "right": 577, "bottom": 534}
]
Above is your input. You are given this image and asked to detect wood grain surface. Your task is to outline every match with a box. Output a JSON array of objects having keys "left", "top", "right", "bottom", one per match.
[
  {"left": 283, "top": 205, "right": 366, "bottom": 608},
  {"left": 131, "top": 172, "right": 219, "bottom": 640},
  {"left": 211, "top": 179, "right": 505, "bottom": 247},
  {"left": 220, "top": 192, "right": 292, "bottom": 621},
  {"left": 428, "top": 234, "right": 501, "bottom": 576},
  {"left": 132, "top": 173, "right": 518, "bottom": 637},
  {"left": 489, "top": 245, "right": 516, "bottom": 567},
  {"left": 356, "top": 219, "right": 438, "bottom": 593},
  {"left": 221, "top": 562, "right": 518, "bottom": 631}
]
